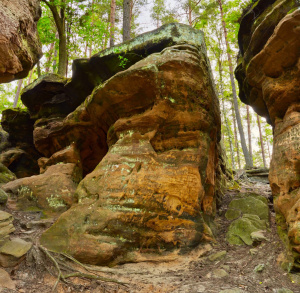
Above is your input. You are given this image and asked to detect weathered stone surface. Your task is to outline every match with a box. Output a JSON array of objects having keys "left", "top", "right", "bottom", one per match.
[
  {"left": 251, "top": 230, "right": 268, "bottom": 242},
  {"left": 208, "top": 251, "right": 227, "bottom": 262},
  {"left": 2, "top": 163, "right": 81, "bottom": 212},
  {"left": 33, "top": 116, "right": 105, "bottom": 176},
  {"left": 21, "top": 74, "right": 71, "bottom": 119},
  {"left": 0, "top": 238, "right": 32, "bottom": 267},
  {"left": 40, "top": 25, "right": 222, "bottom": 266},
  {"left": 236, "top": 0, "right": 300, "bottom": 270},
  {"left": 212, "top": 269, "right": 228, "bottom": 279},
  {"left": 235, "top": 0, "right": 299, "bottom": 123},
  {"left": 0, "top": 128, "right": 10, "bottom": 153},
  {"left": 0, "top": 109, "right": 41, "bottom": 177},
  {"left": 0, "top": 0, "right": 42, "bottom": 83},
  {"left": 0, "top": 163, "right": 16, "bottom": 185},
  {"left": 0, "top": 268, "right": 15, "bottom": 290},
  {"left": 0, "top": 211, "right": 14, "bottom": 246},
  {"left": 0, "top": 188, "right": 8, "bottom": 205},
  {"left": 225, "top": 194, "right": 269, "bottom": 221},
  {"left": 227, "top": 214, "right": 268, "bottom": 246},
  {"left": 1, "top": 109, "right": 34, "bottom": 145}
]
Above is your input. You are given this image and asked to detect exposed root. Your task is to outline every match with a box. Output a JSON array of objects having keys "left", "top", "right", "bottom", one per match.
[{"left": 38, "top": 245, "right": 128, "bottom": 292}]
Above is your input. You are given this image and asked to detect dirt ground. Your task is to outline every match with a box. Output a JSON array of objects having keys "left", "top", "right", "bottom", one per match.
[{"left": 1, "top": 179, "right": 300, "bottom": 293}]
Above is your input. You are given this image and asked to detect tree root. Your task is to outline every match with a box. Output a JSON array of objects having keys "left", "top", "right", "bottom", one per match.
[{"left": 38, "top": 245, "right": 128, "bottom": 292}]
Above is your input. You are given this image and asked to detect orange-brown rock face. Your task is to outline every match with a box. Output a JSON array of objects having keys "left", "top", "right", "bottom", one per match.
[
  {"left": 0, "top": 0, "right": 42, "bottom": 83},
  {"left": 41, "top": 36, "right": 222, "bottom": 265},
  {"left": 236, "top": 0, "right": 300, "bottom": 270}
]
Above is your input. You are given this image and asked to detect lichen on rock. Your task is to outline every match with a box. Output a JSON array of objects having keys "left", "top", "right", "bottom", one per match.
[
  {"left": 236, "top": 0, "right": 300, "bottom": 270},
  {"left": 39, "top": 24, "right": 224, "bottom": 266},
  {"left": 0, "top": 0, "right": 42, "bottom": 83}
]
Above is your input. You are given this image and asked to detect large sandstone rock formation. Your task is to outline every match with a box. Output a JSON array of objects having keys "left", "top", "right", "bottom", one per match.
[
  {"left": 235, "top": 0, "right": 300, "bottom": 270},
  {"left": 32, "top": 24, "right": 223, "bottom": 265},
  {"left": 0, "top": 109, "right": 40, "bottom": 178},
  {"left": 0, "top": 0, "right": 42, "bottom": 83}
]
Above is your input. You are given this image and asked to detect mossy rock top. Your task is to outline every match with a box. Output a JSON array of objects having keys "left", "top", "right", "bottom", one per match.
[
  {"left": 226, "top": 214, "right": 267, "bottom": 245},
  {"left": 0, "top": 163, "right": 15, "bottom": 185},
  {"left": 225, "top": 194, "right": 269, "bottom": 221}
]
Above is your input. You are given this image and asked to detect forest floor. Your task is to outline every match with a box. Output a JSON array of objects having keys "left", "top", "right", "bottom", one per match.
[{"left": 1, "top": 178, "right": 300, "bottom": 293}]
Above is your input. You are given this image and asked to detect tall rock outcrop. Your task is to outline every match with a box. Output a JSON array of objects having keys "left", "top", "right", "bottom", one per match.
[
  {"left": 235, "top": 0, "right": 300, "bottom": 270},
  {"left": 30, "top": 24, "right": 225, "bottom": 265},
  {"left": 0, "top": 0, "right": 42, "bottom": 83}
]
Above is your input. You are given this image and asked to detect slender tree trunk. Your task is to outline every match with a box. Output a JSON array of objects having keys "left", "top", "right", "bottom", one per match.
[
  {"left": 123, "top": 0, "right": 131, "bottom": 41},
  {"left": 246, "top": 105, "right": 253, "bottom": 165},
  {"left": 257, "top": 114, "right": 267, "bottom": 168},
  {"left": 42, "top": 0, "right": 67, "bottom": 77},
  {"left": 45, "top": 42, "right": 55, "bottom": 73},
  {"left": 37, "top": 60, "right": 41, "bottom": 77},
  {"left": 85, "top": 42, "right": 88, "bottom": 57},
  {"left": 13, "top": 79, "right": 23, "bottom": 107},
  {"left": 188, "top": 1, "right": 192, "bottom": 26},
  {"left": 217, "top": 0, "right": 252, "bottom": 168},
  {"left": 110, "top": 0, "right": 116, "bottom": 47},
  {"left": 27, "top": 69, "right": 33, "bottom": 85},
  {"left": 58, "top": 26, "right": 67, "bottom": 76},
  {"left": 232, "top": 104, "right": 241, "bottom": 169},
  {"left": 53, "top": 48, "right": 58, "bottom": 71},
  {"left": 218, "top": 60, "right": 235, "bottom": 169}
]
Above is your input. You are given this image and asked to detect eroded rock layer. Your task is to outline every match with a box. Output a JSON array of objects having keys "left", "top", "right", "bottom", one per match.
[
  {"left": 0, "top": 0, "right": 42, "bottom": 83},
  {"left": 39, "top": 25, "right": 223, "bottom": 265},
  {"left": 236, "top": 0, "right": 300, "bottom": 269}
]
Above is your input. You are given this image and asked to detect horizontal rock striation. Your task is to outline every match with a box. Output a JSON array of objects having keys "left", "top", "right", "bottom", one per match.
[
  {"left": 38, "top": 24, "right": 224, "bottom": 265},
  {"left": 236, "top": 0, "right": 300, "bottom": 270}
]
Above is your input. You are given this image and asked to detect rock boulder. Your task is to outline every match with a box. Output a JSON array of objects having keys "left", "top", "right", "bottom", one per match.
[
  {"left": 235, "top": 0, "right": 300, "bottom": 269},
  {"left": 0, "top": 0, "right": 42, "bottom": 83},
  {"left": 40, "top": 25, "right": 223, "bottom": 265}
]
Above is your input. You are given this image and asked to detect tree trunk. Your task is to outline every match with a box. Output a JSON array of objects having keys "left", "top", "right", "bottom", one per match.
[
  {"left": 218, "top": 59, "right": 235, "bottom": 169},
  {"left": 110, "top": 0, "right": 116, "bottom": 47},
  {"left": 257, "top": 114, "right": 267, "bottom": 168},
  {"left": 13, "top": 79, "right": 23, "bottom": 107},
  {"left": 188, "top": 1, "right": 192, "bottom": 26},
  {"left": 217, "top": 0, "right": 252, "bottom": 168},
  {"left": 246, "top": 105, "right": 253, "bottom": 165},
  {"left": 37, "top": 60, "right": 41, "bottom": 77},
  {"left": 123, "top": 0, "right": 131, "bottom": 42},
  {"left": 45, "top": 42, "right": 55, "bottom": 73},
  {"left": 232, "top": 104, "right": 241, "bottom": 169},
  {"left": 57, "top": 24, "right": 67, "bottom": 76},
  {"left": 27, "top": 69, "right": 33, "bottom": 85},
  {"left": 42, "top": 0, "right": 67, "bottom": 77}
]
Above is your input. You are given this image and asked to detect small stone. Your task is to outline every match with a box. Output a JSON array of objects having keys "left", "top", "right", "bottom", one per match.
[
  {"left": 249, "top": 248, "right": 258, "bottom": 255},
  {"left": 213, "top": 269, "right": 228, "bottom": 278},
  {"left": 254, "top": 264, "right": 265, "bottom": 273},
  {"left": 208, "top": 250, "right": 227, "bottom": 262},
  {"left": 251, "top": 230, "right": 268, "bottom": 242},
  {"left": 0, "top": 268, "right": 15, "bottom": 290},
  {"left": 26, "top": 219, "right": 54, "bottom": 229},
  {"left": 0, "top": 238, "right": 32, "bottom": 267}
]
